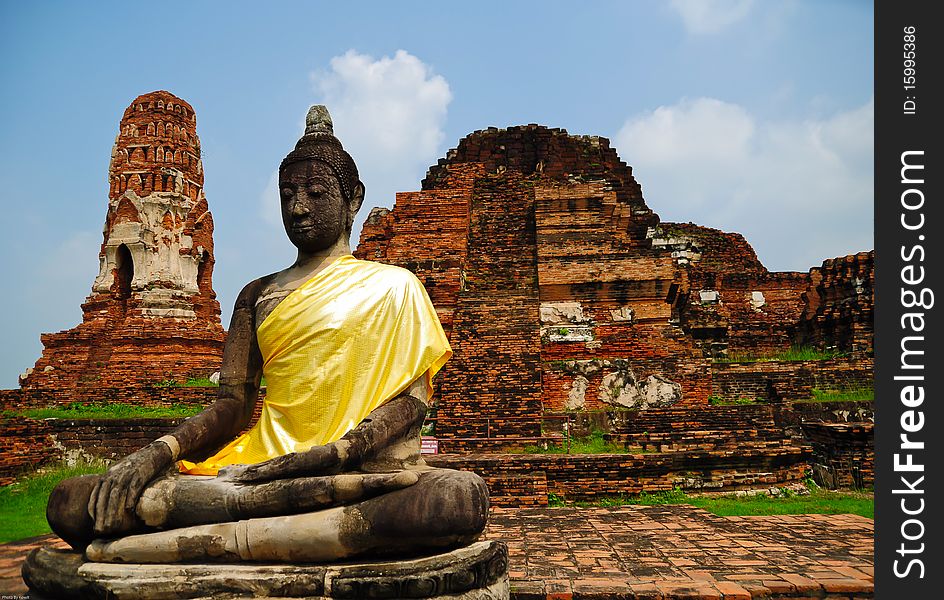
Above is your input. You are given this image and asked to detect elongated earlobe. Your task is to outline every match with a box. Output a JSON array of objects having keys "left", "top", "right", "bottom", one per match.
[{"left": 348, "top": 182, "right": 365, "bottom": 230}]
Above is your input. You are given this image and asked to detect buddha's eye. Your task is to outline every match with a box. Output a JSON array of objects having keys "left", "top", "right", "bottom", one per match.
[{"left": 280, "top": 187, "right": 294, "bottom": 199}]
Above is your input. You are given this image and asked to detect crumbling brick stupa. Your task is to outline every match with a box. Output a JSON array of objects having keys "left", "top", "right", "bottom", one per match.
[
  {"left": 20, "top": 91, "right": 225, "bottom": 393},
  {"left": 355, "top": 125, "right": 874, "bottom": 442}
]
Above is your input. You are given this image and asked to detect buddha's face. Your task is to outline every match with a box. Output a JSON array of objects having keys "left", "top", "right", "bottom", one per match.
[{"left": 279, "top": 159, "right": 349, "bottom": 252}]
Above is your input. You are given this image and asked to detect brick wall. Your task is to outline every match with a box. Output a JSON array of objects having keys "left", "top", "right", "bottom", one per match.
[
  {"left": 795, "top": 251, "right": 874, "bottom": 357},
  {"left": 426, "top": 401, "right": 875, "bottom": 502},
  {"left": 427, "top": 449, "right": 810, "bottom": 504},
  {"left": 802, "top": 422, "right": 874, "bottom": 488},
  {"left": 554, "top": 401, "right": 872, "bottom": 435},
  {"left": 436, "top": 172, "right": 545, "bottom": 438},
  {"left": 710, "top": 358, "right": 873, "bottom": 401},
  {"left": 0, "top": 417, "right": 57, "bottom": 485},
  {"left": 0, "top": 386, "right": 218, "bottom": 410},
  {"left": 46, "top": 418, "right": 186, "bottom": 462},
  {"left": 673, "top": 268, "right": 811, "bottom": 358},
  {"left": 358, "top": 163, "right": 482, "bottom": 339},
  {"left": 776, "top": 400, "right": 874, "bottom": 427},
  {"left": 655, "top": 222, "right": 810, "bottom": 358},
  {"left": 482, "top": 470, "right": 549, "bottom": 507}
]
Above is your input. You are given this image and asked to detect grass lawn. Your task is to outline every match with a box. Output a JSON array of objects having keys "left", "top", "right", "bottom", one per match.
[
  {"left": 559, "top": 485, "right": 873, "bottom": 519},
  {"left": 0, "top": 462, "right": 108, "bottom": 543},
  {"left": 6, "top": 402, "right": 202, "bottom": 420}
]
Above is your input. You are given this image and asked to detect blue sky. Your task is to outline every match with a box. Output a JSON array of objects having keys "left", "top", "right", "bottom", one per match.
[{"left": 0, "top": 1, "right": 874, "bottom": 388}]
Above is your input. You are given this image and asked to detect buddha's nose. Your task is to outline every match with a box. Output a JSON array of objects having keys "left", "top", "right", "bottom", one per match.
[{"left": 292, "top": 195, "right": 311, "bottom": 216}]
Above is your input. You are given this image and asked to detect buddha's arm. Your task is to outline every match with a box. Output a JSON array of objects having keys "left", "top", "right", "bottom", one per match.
[
  {"left": 88, "top": 279, "right": 264, "bottom": 535},
  {"left": 220, "top": 378, "right": 429, "bottom": 484},
  {"left": 169, "top": 279, "right": 265, "bottom": 458}
]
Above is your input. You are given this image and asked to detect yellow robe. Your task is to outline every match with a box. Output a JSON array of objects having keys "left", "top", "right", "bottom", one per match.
[{"left": 179, "top": 255, "right": 451, "bottom": 475}]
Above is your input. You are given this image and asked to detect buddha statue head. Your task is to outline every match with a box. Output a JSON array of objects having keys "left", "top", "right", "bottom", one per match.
[{"left": 278, "top": 106, "right": 365, "bottom": 252}]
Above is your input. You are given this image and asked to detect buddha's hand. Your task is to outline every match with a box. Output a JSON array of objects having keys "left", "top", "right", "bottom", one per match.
[
  {"left": 88, "top": 441, "right": 174, "bottom": 535},
  {"left": 218, "top": 442, "right": 345, "bottom": 483}
]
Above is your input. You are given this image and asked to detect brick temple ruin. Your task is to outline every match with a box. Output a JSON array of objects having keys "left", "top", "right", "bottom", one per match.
[
  {"left": 355, "top": 125, "right": 874, "bottom": 443},
  {"left": 2, "top": 108, "right": 874, "bottom": 500},
  {"left": 18, "top": 91, "right": 225, "bottom": 394}
]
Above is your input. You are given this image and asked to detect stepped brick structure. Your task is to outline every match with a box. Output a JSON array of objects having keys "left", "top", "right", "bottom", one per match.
[
  {"left": 355, "top": 125, "right": 874, "bottom": 443},
  {"left": 794, "top": 251, "right": 874, "bottom": 356},
  {"left": 20, "top": 91, "right": 225, "bottom": 393}
]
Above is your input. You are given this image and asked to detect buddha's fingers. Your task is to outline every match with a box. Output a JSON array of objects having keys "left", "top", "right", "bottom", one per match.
[{"left": 330, "top": 471, "right": 420, "bottom": 504}]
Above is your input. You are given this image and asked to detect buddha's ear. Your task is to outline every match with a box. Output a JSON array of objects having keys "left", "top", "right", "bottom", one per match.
[{"left": 349, "top": 181, "right": 365, "bottom": 216}]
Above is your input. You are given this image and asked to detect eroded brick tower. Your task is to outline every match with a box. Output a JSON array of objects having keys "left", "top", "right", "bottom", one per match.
[
  {"left": 21, "top": 91, "right": 226, "bottom": 392},
  {"left": 356, "top": 125, "right": 873, "bottom": 444},
  {"left": 356, "top": 125, "right": 709, "bottom": 441}
]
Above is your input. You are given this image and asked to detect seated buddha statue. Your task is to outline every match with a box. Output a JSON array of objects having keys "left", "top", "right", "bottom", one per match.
[{"left": 45, "top": 105, "right": 488, "bottom": 564}]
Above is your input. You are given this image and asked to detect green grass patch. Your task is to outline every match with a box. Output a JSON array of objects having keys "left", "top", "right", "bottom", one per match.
[
  {"left": 518, "top": 429, "right": 633, "bottom": 454},
  {"left": 155, "top": 376, "right": 219, "bottom": 388},
  {"left": 807, "top": 388, "right": 874, "bottom": 402},
  {"left": 0, "top": 461, "right": 108, "bottom": 543},
  {"left": 182, "top": 377, "right": 218, "bottom": 387},
  {"left": 713, "top": 345, "right": 848, "bottom": 364},
  {"left": 7, "top": 401, "right": 202, "bottom": 420},
  {"left": 688, "top": 488, "right": 873, "bottom": 519},
  {"left": 564, "top": 485, "right": 873, "bottom": 519},
  {"left": 708, "top": 395, "right": 759, "bottom": 406}
]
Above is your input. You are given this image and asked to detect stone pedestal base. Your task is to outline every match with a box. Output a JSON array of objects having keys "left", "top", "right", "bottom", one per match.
[{"left": 23, "top": 540, "right": 508, "bottom": 599}]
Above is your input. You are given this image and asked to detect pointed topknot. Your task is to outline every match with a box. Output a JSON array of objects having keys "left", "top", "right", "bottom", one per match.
[{"left": 305, "top": 105, "right": 334, "bottom": 136}]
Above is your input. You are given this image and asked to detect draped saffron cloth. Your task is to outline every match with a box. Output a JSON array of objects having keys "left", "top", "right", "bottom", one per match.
[{"left": 179, "top": 255, "right": 452, "bottom": 476}]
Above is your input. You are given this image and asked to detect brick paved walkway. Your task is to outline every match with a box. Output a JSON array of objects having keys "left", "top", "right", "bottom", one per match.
[
  {"left": 485, "top": 505, "right": 873, "bottom": 598},
  {"left": 1, "top": 505, "right": 873, "bottom": 598}
]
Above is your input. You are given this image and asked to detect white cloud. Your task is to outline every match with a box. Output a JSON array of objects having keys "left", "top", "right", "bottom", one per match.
[
  {"left": 308, "top": 49, "right": 452, "bottom": 240},
  {"left": 614, "top": 97, "right": 873, "bottom": 271},
  {"left": 619, "top": 97, "right": 754, "bottom": 165},
  {"left": 669, "top": 0, "right": 754, "bottom": 34}
]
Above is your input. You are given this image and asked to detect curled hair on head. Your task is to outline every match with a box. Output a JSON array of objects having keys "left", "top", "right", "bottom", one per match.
[{"left": 280, "top": 105, "right": 360, "bottom": 201}]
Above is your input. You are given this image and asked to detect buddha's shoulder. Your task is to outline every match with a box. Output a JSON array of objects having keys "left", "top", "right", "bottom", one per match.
[{"left": 346, "top": 258, "right": 419, "bottom": 284}]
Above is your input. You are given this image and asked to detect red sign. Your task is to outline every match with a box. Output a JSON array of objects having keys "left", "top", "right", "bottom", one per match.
[{"left": 420, "top": 436, "right": 439, "bottom": 454}]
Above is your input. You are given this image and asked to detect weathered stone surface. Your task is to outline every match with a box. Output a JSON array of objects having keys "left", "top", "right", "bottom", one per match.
[
  {"left": 20, "top": 91, "right": 225, "bottom": 393},
  {"left": 640, "top": 374, "right": 682, "bottom": 407},
  {"left": 598, "top": 369, "right": 644, "bottom": 408},
  {"left": 565, "top": 375, "right": 588, "bottom": 410},
  {"left": 24, "top": 540, "right": 509, "bottom": 599},
  {"left": 20, "top": 547, "right": 94, "bottom": 599},
  {"left": 595, "top": 362, "right": 680, "bottom": 410}
]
